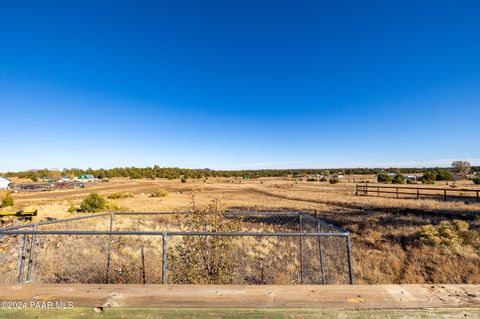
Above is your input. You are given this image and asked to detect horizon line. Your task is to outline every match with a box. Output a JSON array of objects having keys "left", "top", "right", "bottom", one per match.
[{"left": 3, "top": 161, "right": 479, "bottom": 174}]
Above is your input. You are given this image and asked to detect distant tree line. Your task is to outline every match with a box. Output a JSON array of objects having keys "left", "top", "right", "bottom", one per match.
[
  {"left": 2, "top": 164, "right": 479, "bottom": 182},
  {"left": 375, "top": 161, "right": 477, "bottom": 185}
]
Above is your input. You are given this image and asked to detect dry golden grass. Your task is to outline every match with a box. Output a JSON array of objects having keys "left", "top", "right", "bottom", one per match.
[{"left": 1, "top": 177, "right": 480, "bottom": 284}]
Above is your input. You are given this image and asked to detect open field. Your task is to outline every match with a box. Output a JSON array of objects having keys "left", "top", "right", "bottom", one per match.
[{"left": 1, "top": 177, "right": 480, "bottom": 284}]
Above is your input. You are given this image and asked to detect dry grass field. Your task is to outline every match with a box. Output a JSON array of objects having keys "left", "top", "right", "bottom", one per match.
[{"left": 1, "top": 176, "right": 480, "bottom": 285}]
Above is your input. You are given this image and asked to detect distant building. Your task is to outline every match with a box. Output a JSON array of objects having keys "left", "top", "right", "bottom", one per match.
[
  {"left": 386, "top": 172, "right": 397, "bottom": 177},
  {"left": 58, "top": 176, "right": 72, "bottom": 183},
  {"left": 41, "top": 176, "right": 54, "bottom": 183},
  {"left": 75, "top": 174, "right": 97, "bottom": 182},
  {"left": 0, "top": 177, "right": 12, "bottom": 190},
  {"left": 467, "top": 172, "right": 479, "bottom": 179},
  {"left": 331, "top": 174, "right": 344, "bottom": 179},
  {"left": 406, "top": 175, "right": 417, "bottom": 181}
]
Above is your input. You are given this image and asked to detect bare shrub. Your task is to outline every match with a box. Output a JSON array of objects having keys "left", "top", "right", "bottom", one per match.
[
  {"left": 169, "top": 200, "right": 241, "bottom": 284},
  {"left": 1, "top": 192, "right": 14, "bottom": 207},
  {"left": 107, "top": 192, "right": 134, "bottom": 199},
  {"left": 67, "top": 203, "right": 77, "bottom": 213},
  {"left": 150, "top": 188, "right": 168, "bottom": 198},
  {"left": 419, "top": 220, "right": 479, "bottom": 249},
  {"left": 79, "top": 193, "right": 106, "bottom": 212}
]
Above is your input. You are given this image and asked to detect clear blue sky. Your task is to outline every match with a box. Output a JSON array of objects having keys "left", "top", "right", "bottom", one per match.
[{"left": 1, "top": 1, "right": 479, "bottom": 171}]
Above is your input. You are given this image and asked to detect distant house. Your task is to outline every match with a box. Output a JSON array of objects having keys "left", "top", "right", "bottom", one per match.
[
  {"left": 58, "top": 176, "right": 72, "bottom": 183},
  {"left": 0, "top": 177, "right": 12, "bottom": 190},
  {"left": 75, "top": 174, "right": 97, "bottom": 182},
  {"left": 467, "top": 172, "right": 480, "bottom": 179},
  {"left": 406, "top": 175, "right": 417, "bottom": 181},
  {"left": 386, "top": 172, "right": 397, "bottom": 178},
  {"left": 331, "top": 174, "right": 344, "bottom": 179},
  {"left": 41, "top": 176, "right": 54, "bottom": 183}
]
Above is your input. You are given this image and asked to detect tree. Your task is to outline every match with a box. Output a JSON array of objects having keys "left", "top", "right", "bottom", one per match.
[
  {"left": 422, "top": 171, "right": 436, "bottom": 184},
  {"left": 96, "top": 170, "right": 106, "bottom": 179},
  {"left": 377, "top": 173, "right": 392, "bottom": 183},
  {"left": 329, "top": 178, "right": 340, "bottom": 184},
  {"left": 392, "top": 173, "right": 406, "bottom": 184},
  {"left": 452, "top": 161, "right": 471, "bottom": 179},
  {"left": 435, "top": 169, "right": 454, "bottom": 181},
  {"left": 49, "top": 171, "right": 61, "bottom": 181}
]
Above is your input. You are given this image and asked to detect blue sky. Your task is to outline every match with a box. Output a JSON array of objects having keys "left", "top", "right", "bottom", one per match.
[{"left": 1, "top": 0, "right": 479, "bottom": 171}]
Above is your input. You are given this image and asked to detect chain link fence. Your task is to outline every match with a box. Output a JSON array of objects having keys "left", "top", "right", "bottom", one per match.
[{"left": 0, "top": 212, "right": 353, "bottom": 285}]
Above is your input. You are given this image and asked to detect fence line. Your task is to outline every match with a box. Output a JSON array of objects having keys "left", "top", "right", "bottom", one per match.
[
  {"left": 356, "top": 183, "right": 480, "bottom": 202},
  {"left": 0, "top": 211, "right": 353, "bottom": 285}
]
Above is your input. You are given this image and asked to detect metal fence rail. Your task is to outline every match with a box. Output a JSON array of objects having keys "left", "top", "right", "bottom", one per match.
[
  {"left": 356, "top": 183, "right": 480, "bottom": 202},
  {"left": 0, "top": 212, "right": 353, "bottom": 285}
]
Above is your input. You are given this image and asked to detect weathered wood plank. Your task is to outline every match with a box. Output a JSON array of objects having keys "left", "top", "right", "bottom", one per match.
[
  {"left": 1, "top": 308, "right": 480, "bottom": 319},
  {"left": 0, "top": 284, "right": 479, "bottom": 309}
]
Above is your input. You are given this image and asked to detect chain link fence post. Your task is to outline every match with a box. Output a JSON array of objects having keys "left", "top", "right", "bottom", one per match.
[
  {"left": 299, "top": 213, "right": 304, "bottom": 284},
  {"left": 346, "top": 234, "right": 354, "bottom": 284},
  {"left": 26, "top": 225, "right": 37, "bottom": 283},
  {"left": 162, "top": 232, "right": 167, "bottom": 285},
  {"left": 105, "top": 212, "right": 114, "bottom": 284},
  {"left": 18, "top": 234, "right": 29, "bottom": 284},
  {"left": 317, "top": 222, "right": 326, "bottom": 284}
]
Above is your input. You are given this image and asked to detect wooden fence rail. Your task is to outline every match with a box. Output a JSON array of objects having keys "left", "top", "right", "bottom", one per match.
[{"left": 356, "top": 183, "right": 480, "bottom": 203}]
